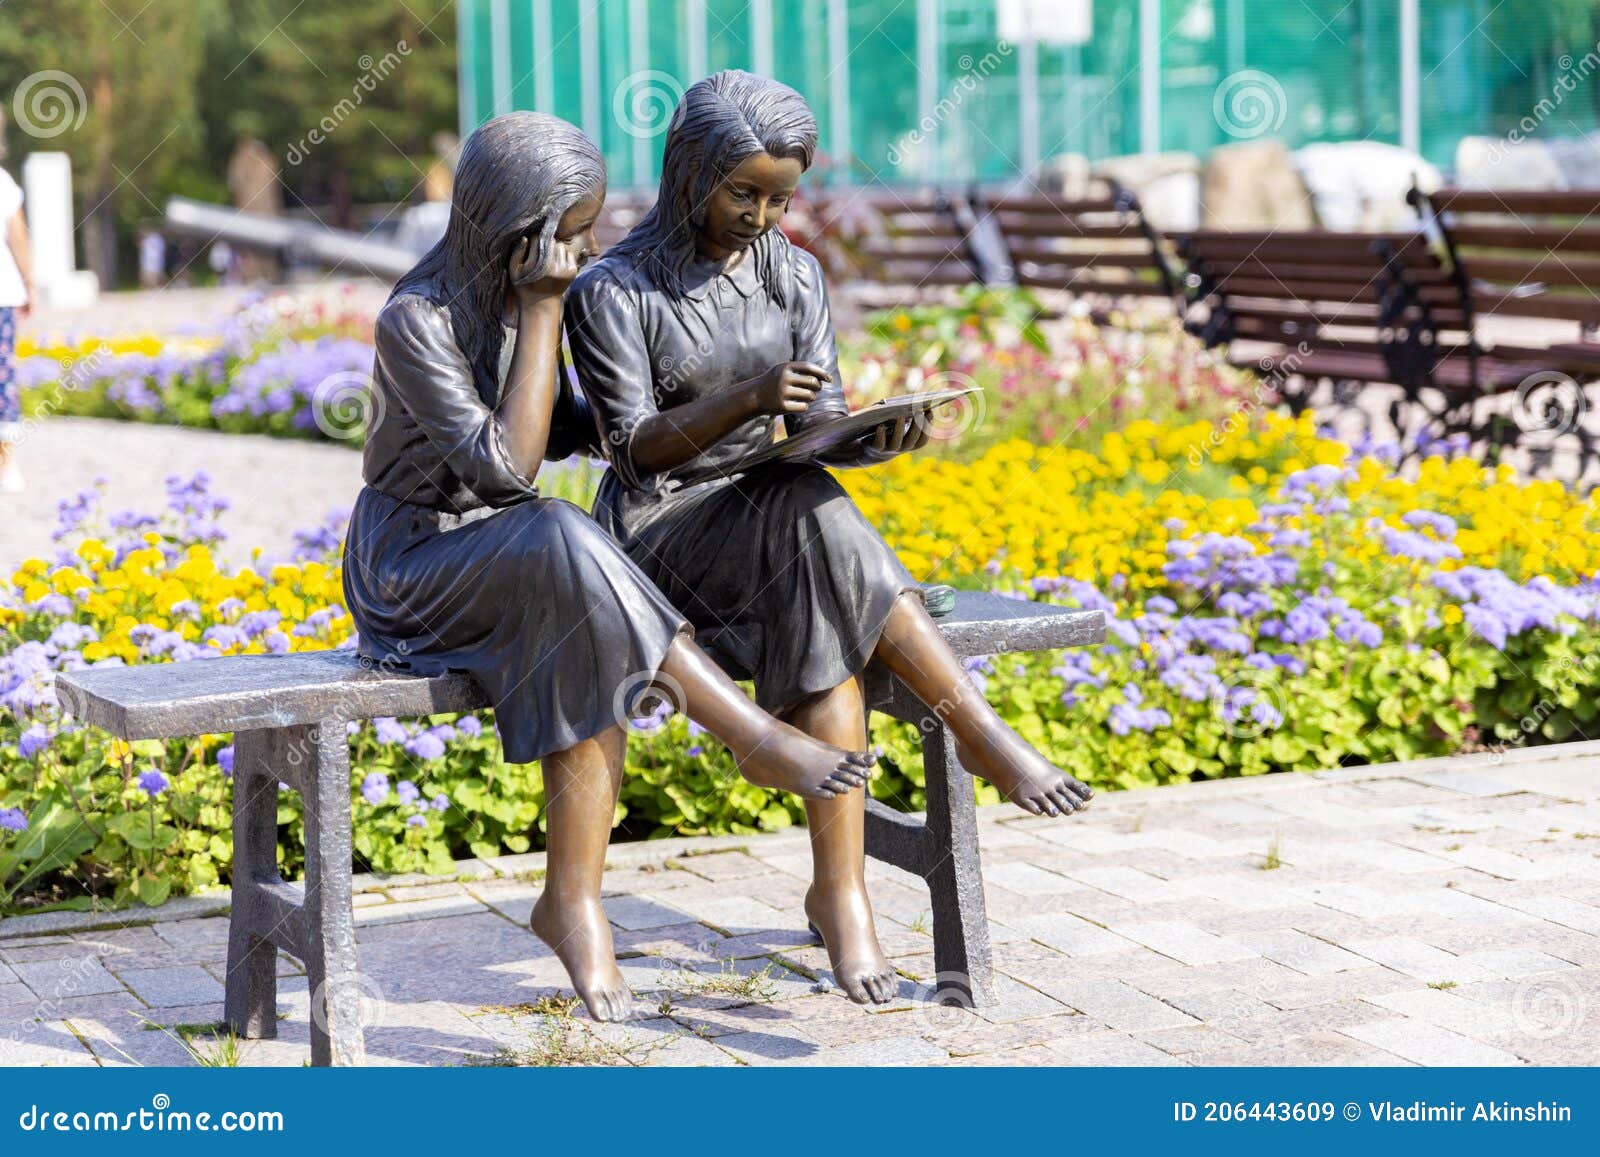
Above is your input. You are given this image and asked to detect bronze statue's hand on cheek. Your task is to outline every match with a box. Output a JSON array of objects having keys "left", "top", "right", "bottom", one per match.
[{"left": 510, "top": 233, "right": 583, "bottom": 309}]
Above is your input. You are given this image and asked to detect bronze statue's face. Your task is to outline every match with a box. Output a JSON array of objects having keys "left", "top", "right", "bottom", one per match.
[
  {"left": 555, "top": 187, "right": 605, "bottom": 264},
  {"left": 696, "top": 152, "right": 803, "bottom": 260}
]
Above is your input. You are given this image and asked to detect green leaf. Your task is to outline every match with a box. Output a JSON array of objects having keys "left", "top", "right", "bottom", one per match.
[{"left": 135, "top": 875, "right": 171, "bottom": 907}]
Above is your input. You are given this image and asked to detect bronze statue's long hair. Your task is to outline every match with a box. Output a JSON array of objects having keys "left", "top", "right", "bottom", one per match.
[
  {"left": 606, "top": 70, "right": 817, "bottom": 328},
  {"left": 392, "top": 112, "right": 604, "bottom": 405}
]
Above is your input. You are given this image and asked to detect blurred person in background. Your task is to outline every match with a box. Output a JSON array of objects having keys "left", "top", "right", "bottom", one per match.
[
  {"left": 138, "top": 227, "right": 167, "bottom": 289},
  {"left": 0, "top": 109, "right": 34, "bottom": 495}
]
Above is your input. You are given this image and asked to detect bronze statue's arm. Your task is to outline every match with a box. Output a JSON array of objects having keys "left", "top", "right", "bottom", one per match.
[
  {"left": 626, "top": 359, "right": 832, "bottom": 476},
  {"left": 496, "top": 234, "right": 585, "bottom": 476}
]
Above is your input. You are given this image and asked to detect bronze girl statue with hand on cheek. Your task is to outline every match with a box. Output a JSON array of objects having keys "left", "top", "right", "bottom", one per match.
[
  {"left": 341, "top": 111, "right": 878, "bottom": 1023},
  {"left": 564, "top": 72, "right": 1093, "bottom": 1008}
]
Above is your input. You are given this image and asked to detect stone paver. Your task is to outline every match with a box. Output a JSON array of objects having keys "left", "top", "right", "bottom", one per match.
[{"left": 4, "top": 745, "right": 1600, "bottom": 1065}]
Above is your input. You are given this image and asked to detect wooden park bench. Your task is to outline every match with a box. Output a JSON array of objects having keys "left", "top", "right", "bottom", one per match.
[
  {"left": 980, "top": 185, "right": 1180, "bottom": 313},
  {"left": 841, "top": 188, "right": 987, "bottom": 307},
  {"left": 1174, "top": 227, "right": 1526, "bottom": 454},
  {"left": 56, "top": 591, "right": 1103, "bottom": 1066},
  {"left": 1409, "top": 187, "right": 1600, "bottom": 475}
]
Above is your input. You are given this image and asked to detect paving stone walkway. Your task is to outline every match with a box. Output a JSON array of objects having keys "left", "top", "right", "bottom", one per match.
[{"left": 3, "top": 742, "right": 1599, "bottom": 1067}]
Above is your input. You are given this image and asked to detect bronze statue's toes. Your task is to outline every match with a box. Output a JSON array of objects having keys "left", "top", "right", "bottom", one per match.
[
  {"left": 835, "top": 973, "right": 871, "bottom": 1003},
  {"left": 865, "top": 971, "right": 896, "bottom": 1004},
  {"left": 1048, "top": 785, "right": 1080, "bottom": 814}
]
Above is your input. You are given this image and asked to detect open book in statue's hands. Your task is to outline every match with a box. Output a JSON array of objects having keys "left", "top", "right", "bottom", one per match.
[{"left": 674, "top": 386, "right": 981, "bottom": 486}]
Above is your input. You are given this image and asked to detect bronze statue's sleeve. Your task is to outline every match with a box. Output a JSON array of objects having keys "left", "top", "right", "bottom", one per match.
[
  {"left": 564, "top": 269, "right": 663, "bottom": 491},
  {"left": 785, "top": 247, "right": 850, "bottom": 437},
  {"left": 374, "top": 296, "right": 540, "bottom": 508}
]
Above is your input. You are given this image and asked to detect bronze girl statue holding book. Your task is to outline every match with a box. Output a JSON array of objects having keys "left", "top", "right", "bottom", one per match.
[
  {"left": 566, "top": 71, "right": 1092, "bottom": 1006},
  {"left": 342, "top": 111, "right": 880, "bottom": 1023}
]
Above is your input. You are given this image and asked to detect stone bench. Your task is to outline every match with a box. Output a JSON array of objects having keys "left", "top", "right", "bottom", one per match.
[{"left": 55, "top": 591, "right": 1103, "bottom": 1065}]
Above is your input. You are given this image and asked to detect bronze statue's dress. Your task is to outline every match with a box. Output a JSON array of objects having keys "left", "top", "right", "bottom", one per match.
[
  {"left": 565, "top": 245, "right": 920, "bottom": 714},
  {"left": 342, "top": 291, "right": 692, "bottom": 763}
]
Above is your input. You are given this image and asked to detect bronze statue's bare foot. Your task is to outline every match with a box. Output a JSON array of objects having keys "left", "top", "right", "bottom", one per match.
[
  {"left": 954, "top": 727, "right": 1093, "bottom": 818},
  {"left": 529, "top": 892, "right": 636, "bottom": 1022},
  {"left": 804, "top": 885, "right": 898, "bottom": 1004},
  {"left": 732, "top": 727, "right": 875, "bottom": 801}
]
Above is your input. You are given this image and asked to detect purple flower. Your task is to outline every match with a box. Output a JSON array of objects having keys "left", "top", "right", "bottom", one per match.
[
  {"left": 137, "top": 768, "right": 170, "bottom": 796},
  {"left": 429, "top": 794, "right": 450, "bottom": 812},
  {"left": 396, "top": 780, "right": 420, "bottom": 805},
  {"left": 403, "top": 731, "right": 447, "bottom": 761},
  {"left": 361, "top": 772, "right": 390, "bottom": 804},
  {"left": 405, "top": 813, "right": 427, "bottom": 827},
  {"left": 0, "top": 807, "right": 27, "bottom": 832},
  {"left": 373, "top": 717, "right": 409, "bottom": 745},
  {"left": 455, "top": 715, "right": 483, "bottom": 738},
  {"left": 18, "top": 724, "right": 53, "bottom": 760},
  {"left": 1402, "top": 510, "right": 1458, "bottom": 540},
  {"left": 217, "top": 744, "right": 235, "bottom": 777}
]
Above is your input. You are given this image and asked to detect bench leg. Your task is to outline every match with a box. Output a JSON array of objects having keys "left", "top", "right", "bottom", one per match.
[
  {"left": 223, "top": 741, "right": 279, "bottom": 1040},
  {"left": 921, "top": 723, "right": 998, "bottom": 1008},
  {"left": 297, "top": 720, "right": 364, "bottom": 1067}
]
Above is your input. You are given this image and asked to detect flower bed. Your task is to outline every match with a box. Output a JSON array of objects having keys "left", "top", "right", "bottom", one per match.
[
  {"left": 5, "top": 410, "right": 1599, "bottom": 914},
  {"left": 18, "top": 287, "right": 1249, "bottom": 457}
]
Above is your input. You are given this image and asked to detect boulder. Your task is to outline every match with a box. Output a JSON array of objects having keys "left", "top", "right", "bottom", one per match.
[
  {"left": 1291, "top": 141, "right": 1441, "bottom": 230},
  {"left": 1200, "top": 139, "right": 1315, "bottom": 229},
  {"left": 1091, "top": 151, "right": 1201, "bottom": 231},
  {"left": 1456, "top": 135, "right": 1600, "bottom": 189}
]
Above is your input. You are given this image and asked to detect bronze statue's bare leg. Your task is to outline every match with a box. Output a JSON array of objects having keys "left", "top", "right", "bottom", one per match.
[
  {"left": 529, "top": 724, "right": 635, "bottom": 1022},
  {"left": 780, "top": 676, "right": 897, "bottom": 1005},
  {"left": 655, "top": 634, "right": 874, "bottom": 800},
  {"left": 874, "top": 591, "right": 1094, "bottom": 817}
]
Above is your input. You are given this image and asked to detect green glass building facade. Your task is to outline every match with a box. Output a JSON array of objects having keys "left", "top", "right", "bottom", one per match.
[{"left": 456, "top": 0, "right": 1600, "bottom": 186}]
